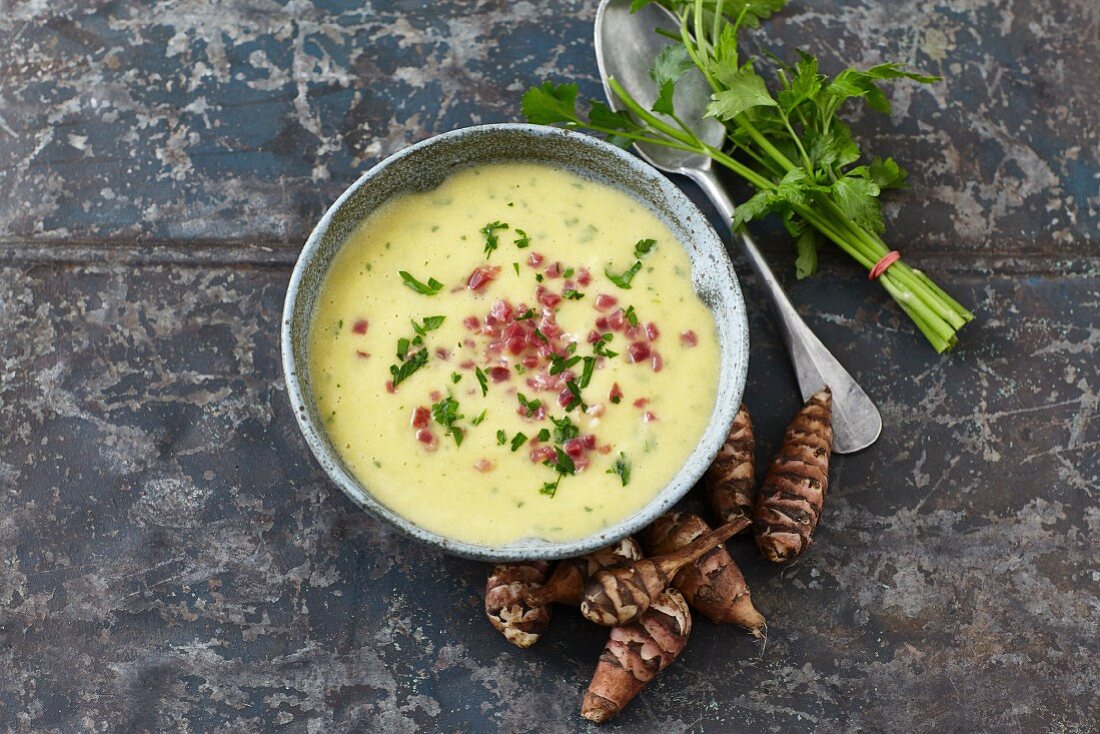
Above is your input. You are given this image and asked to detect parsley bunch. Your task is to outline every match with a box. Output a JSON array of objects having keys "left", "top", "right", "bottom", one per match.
[{"left": 522, "top": 0, "right": 973, "bottom": 352}]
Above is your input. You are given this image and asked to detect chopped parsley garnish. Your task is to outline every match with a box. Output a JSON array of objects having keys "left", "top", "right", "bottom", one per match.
[
  {"left": 496, "top": 429, "right": 508, "bottom": 445},
  {"left": 605, "top": 260, "right": 643, "bottom": 289},
  {"left": 579, "top": 356, "right": 596, "bottom": 389},
  {"left": 562, "top": 267, "right": 575, "bottom": 278},
  {"left": 510, "top": 432, "right": 528, "bottom": 451},
  {"left": 624, "top": 305, "right": 639, "bottom": 327},
  {"left": 475, "top": 367, "right": 489, "bottom": 396},
  {"left": 533, "top": 327, "right": 550, "bottom": 343},
  {"left": 607, "top": 452, "right": 631, "bottom": 487},
  {"left": 537, "top": 428, "right": 551, "bottom": 442},
  {"left": 513, "top": 262, "right": 520, "bottom": 275},
  {"left": 549, "top": 352, "right": 582, "bottom": 376},
  {"left": 396, "top": 337, "right": 410, "bottom": 361},
  {"left": 592, "top": 333, "right": 619, "bottom": 358},
  {"left": 390, "top": 349, "right": 428, "bottom": 387},
  {"left": 471, "top": 409, "right": 488, "bottom": 426},
  {"left": 563, "top": 380, "right": 585, "bottom": 412},
  {"left": 515, "top": 308, "right": 535, "bottom": 321},
  {"left": 633, "top": 238, "right": 656, "bottom": 258},
  {"left": 513, "top": 228, "right": 530, "bottom": 248},
  {"left": 412, "top": 315, "right": 446, "bottom": 336},
  {"left": 451, "top": 372, "right": 462, "bottom": 384},
  {"left": 561, "top": 289, "right": 584, "bottom": 300},
  {"left": 535, "top": 273, "right": 544, "bottom": 282},
  {"left": 550, "top": 415, "right": 579, "bottom": 444},
  {"left": 517, "top": 392, "right": 542, "bottom": 417},
  {"left": 399, "top": 271, "right": 443, "bottom": 296},
  {"left": 431, "top": 395, "right": 464, "bottom": 447},
  {"left": 480, "top": 220, "right": 509, "bottom": 258}
]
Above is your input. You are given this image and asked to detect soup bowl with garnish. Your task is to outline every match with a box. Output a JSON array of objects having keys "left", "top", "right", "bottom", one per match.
[{"left": 282, "top": 123, "right": 748, "bottom": 561}]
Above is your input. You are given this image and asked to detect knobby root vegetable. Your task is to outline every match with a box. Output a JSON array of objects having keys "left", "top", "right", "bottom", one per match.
[
  {"left": 485, "top": 561, "right": 553, "bottom": 648},
  {"left": 580, "top": 519, "right": 747, "bottom": 626},
  {"left": 524, "top": 537, "right": 642, "bottom": 608},
  {"left": 640, "top": 512, "right": 765, "bottom": 636},
  {"left": 705, "top": 404, "right": 756, "bottom": 527},
  {"left": 580, "top": 588, "right": 692, "bottom": 724},
  {"left": 754, "top": 387, "right": 834, "bottom": 562}
]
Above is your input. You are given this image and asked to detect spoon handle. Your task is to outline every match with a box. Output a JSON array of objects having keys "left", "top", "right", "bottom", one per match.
[{"left": 686, "top": 167, "right": 881, "bottom": 454}]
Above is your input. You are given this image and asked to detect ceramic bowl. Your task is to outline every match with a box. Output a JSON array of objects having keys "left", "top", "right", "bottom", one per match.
[{"left": 281, "top": 123, "right": 748, "bottom": 561}]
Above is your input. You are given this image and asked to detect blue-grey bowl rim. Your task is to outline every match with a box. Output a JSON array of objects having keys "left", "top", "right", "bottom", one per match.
[{"left": 281, "top": 122, "right": 749, "bottom": 562}]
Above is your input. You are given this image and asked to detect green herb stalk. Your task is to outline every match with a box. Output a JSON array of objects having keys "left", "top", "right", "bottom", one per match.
[{"left": 521, "top": 0, "right": 973, "bottom": 352}]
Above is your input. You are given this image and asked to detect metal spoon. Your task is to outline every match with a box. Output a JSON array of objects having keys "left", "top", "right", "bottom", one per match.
[{"left": 594, "top": 0, "right": 881, "bottom": 453}]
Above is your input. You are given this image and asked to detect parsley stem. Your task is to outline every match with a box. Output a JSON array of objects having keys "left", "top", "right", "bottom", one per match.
[{"left": 608, "top": 78, "right": 700, "bottom": 149}]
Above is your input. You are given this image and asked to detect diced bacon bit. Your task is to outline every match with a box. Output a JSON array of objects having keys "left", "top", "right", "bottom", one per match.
[
  {"left": 562, "top": 279, "right": 576, "bottom": 291},
  {"left": 522, "top": 355, "right": 539, "bottom": 369},
  {"left": 416, "top": 429, "right": 438, "bottom": 450},
  {"left": 474, "top": 458, "right": 494, "bottom": 473},
  {"left": 463, "top": 315, "right": 480, "bottom": 331},
  {"left": 558, "top": 387, "right": 574, "bottom": 407},
  {"left": 597, "top": 444, "right": 613, "bottom": 455},
  {"left": 607, "top": 308, "right": 626, "bottom": 331},
  {"left": 506, "top": 337, "right": 526, "bottom": 355},
  {"left": 544, "top": 262, "right": 563, "bottom": 278},
  {"left": 464, "top": 338, "right": 476, "bottom": 349},
  {"left": 645, "top": 322, "right": 660, "bottom": 341},
  {"left": 576, "top": 268, "right": 592, "bottom": 286},
  {"left": 430, "top": 390, "right": 443, "bottom": 402},
  {"left": 582, "top": 434, "right": 597, "bottom": 449},
  {"left": 527, "top": 252, "right": 544, "bottom": 267},
  {"left": 489, "top": 366, "right": 511, "bottom": 382},
  {"left": 643, "top": 411, "right": 658, "bottom": 423},
  {"left": 573, "top": 456, "right": 590, "bottom": 473},
  {"left": 530, "top": 445, "right": 557, "bottom": 464},
  {"left": 411, "top": 406, "right": 431, "bottom": 429},
  {"left": 490, "top": 299, "right": 514, "bottom": 323},
  {"left": 563, "top": 438, "right": 586, "bottom": 459},
  {"left": 633, "top": 397, "right": 650, "bottom": 408},
  {"left": 609, "top": 383, "right": 623, "bottom": 403},
  {"left": 625, "top": 324, "right": 644, "bottom": 341},
  {"left": 595, "top": 316, "right": 610, "bottom": 331},
  {"left": 587, "top": 329, "right": 602, "bottom": 344},
  {"left": 355, "top": 350, "right": 370, "bottom": 359},
  {"left": 459, "top": 359, "right": 475, "bottom": 369},
  {"left": 537, "top": 287, "right": 562, "bottom": 308},
  {"left": 595, "top": 294, "right": 618, "bottom": 311},
  {"left": 351, "top": 319, "right": 369, "bottom": 335},
  {"left": 467, "top": 265, "right": 501, "bottom": 291},
  {"left": 628, "top": 341, "right": 651, "bottom": 363},
  {"left": 651, "top": 352, "right": 663, "bottom": 372},
  {"left": 681, "top": 330, "right": 698, "bottom": 347},
  {"left": 435, "top": 347, "right": 450, "bottom": 360},
  {"left": 585, "top": 403, "right": 605, "bottom": 417},
  {"left": 385, "top": 380, "right": 396, "bottom": 394}
]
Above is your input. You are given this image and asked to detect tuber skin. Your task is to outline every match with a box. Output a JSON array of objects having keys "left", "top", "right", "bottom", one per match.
[
  {"left": 524, "top": 537, "right": 643, "bottom": 608},
  {"left": 485, "top": 561, "right": 553, "bottom": 648},
  {"left": 705, "top": 404, "right": 756, "bottom": 527},
  {"left": 580, "top": 520, "right": 747, "bottom": 626},
  {"left": 754, "top": 387, "right": 833, "bottom": 562},
  {"left": 581, "top": 587, "right": 692, "bottom": 724},
  {"left": 640, "top": 512, "right": 765, "bottom": 636}
]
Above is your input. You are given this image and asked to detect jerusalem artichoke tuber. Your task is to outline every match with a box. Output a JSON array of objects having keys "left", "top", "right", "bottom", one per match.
[
  {"left": 580, "top": 587, "right": 692, "bottom": 724},
  {"left": 524, "top": 537, "right": 642, "bottom": 608},
  {"left": 705, "top": 404, "right": 756, "bottom": 527},
  {"left": 640, "top": 512, "right": 765, "bottom": 636},
  {"left": 754, "top": 387, "right": 833, "bottom": 562},
  {"left": 580, "top": 519, "right": 747, "bottom": 626},
  {"left": 485, "top": 561, "right": 553, "bottom": 648}
]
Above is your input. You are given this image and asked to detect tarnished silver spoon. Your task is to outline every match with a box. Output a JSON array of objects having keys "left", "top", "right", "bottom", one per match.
[{"left": 594, "top": 0, "right": 881, "bottom": 453}]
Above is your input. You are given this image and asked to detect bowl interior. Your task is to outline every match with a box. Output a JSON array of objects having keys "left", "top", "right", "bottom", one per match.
[{"left": 282, "top": 123, "right": 748, "bottom": 561}]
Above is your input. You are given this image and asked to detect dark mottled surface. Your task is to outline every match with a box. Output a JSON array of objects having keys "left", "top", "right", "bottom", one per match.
[{"left": 0, "top": 1, "right": 1097, "bottom": 732}]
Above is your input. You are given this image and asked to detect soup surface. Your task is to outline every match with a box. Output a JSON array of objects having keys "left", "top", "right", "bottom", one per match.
[{"left": 309, "top": 162, "right": 719, "bottom": 545}]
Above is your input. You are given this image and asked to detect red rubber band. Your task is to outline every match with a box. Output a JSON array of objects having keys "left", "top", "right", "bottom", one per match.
[{"left": 868, "top": 250, "right": 901, "bottom": 280}]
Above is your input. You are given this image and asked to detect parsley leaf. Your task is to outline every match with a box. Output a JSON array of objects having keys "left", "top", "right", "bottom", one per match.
[
  {"left": 431, "top": 396, "right": 464, "bottom": 447},
  {"left": 496, "top": 429, "right": 507, "bottom": 445},
  {"left": 633, "top": 238, "right": 656, "bottom": 258},
  {"left": 513, "top": 229, "right": 530, "bottom": 248},
  {"left": 475, "top": 367, "right": 489, "bottom": 397},
  {"left": 605, "top": 261, "right": 642, "bottom": 289},
  {"left": 390, "top": 349, "right": 428, "bottom": 388},
  {"left": 510, "top": 432, "right": 528, "bottom": 452},
  {"left": 480, "top": 221, "right": 509, "bottom": 258},
  {"left": 399, "top": 271, "right": 443, "bottom": 296},
  {"left": 607, "top": 453, "right": 631, "bottom": 487}
]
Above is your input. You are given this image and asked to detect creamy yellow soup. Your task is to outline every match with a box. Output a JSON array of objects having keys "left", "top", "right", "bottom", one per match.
[{"left": 309, "top": 163, "right": 719, "bottom": 546}]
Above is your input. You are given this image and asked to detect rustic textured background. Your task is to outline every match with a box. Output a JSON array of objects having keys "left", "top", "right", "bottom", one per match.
[{"left": 1, "top": 1, "right": 1097, "bottom": 732}]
